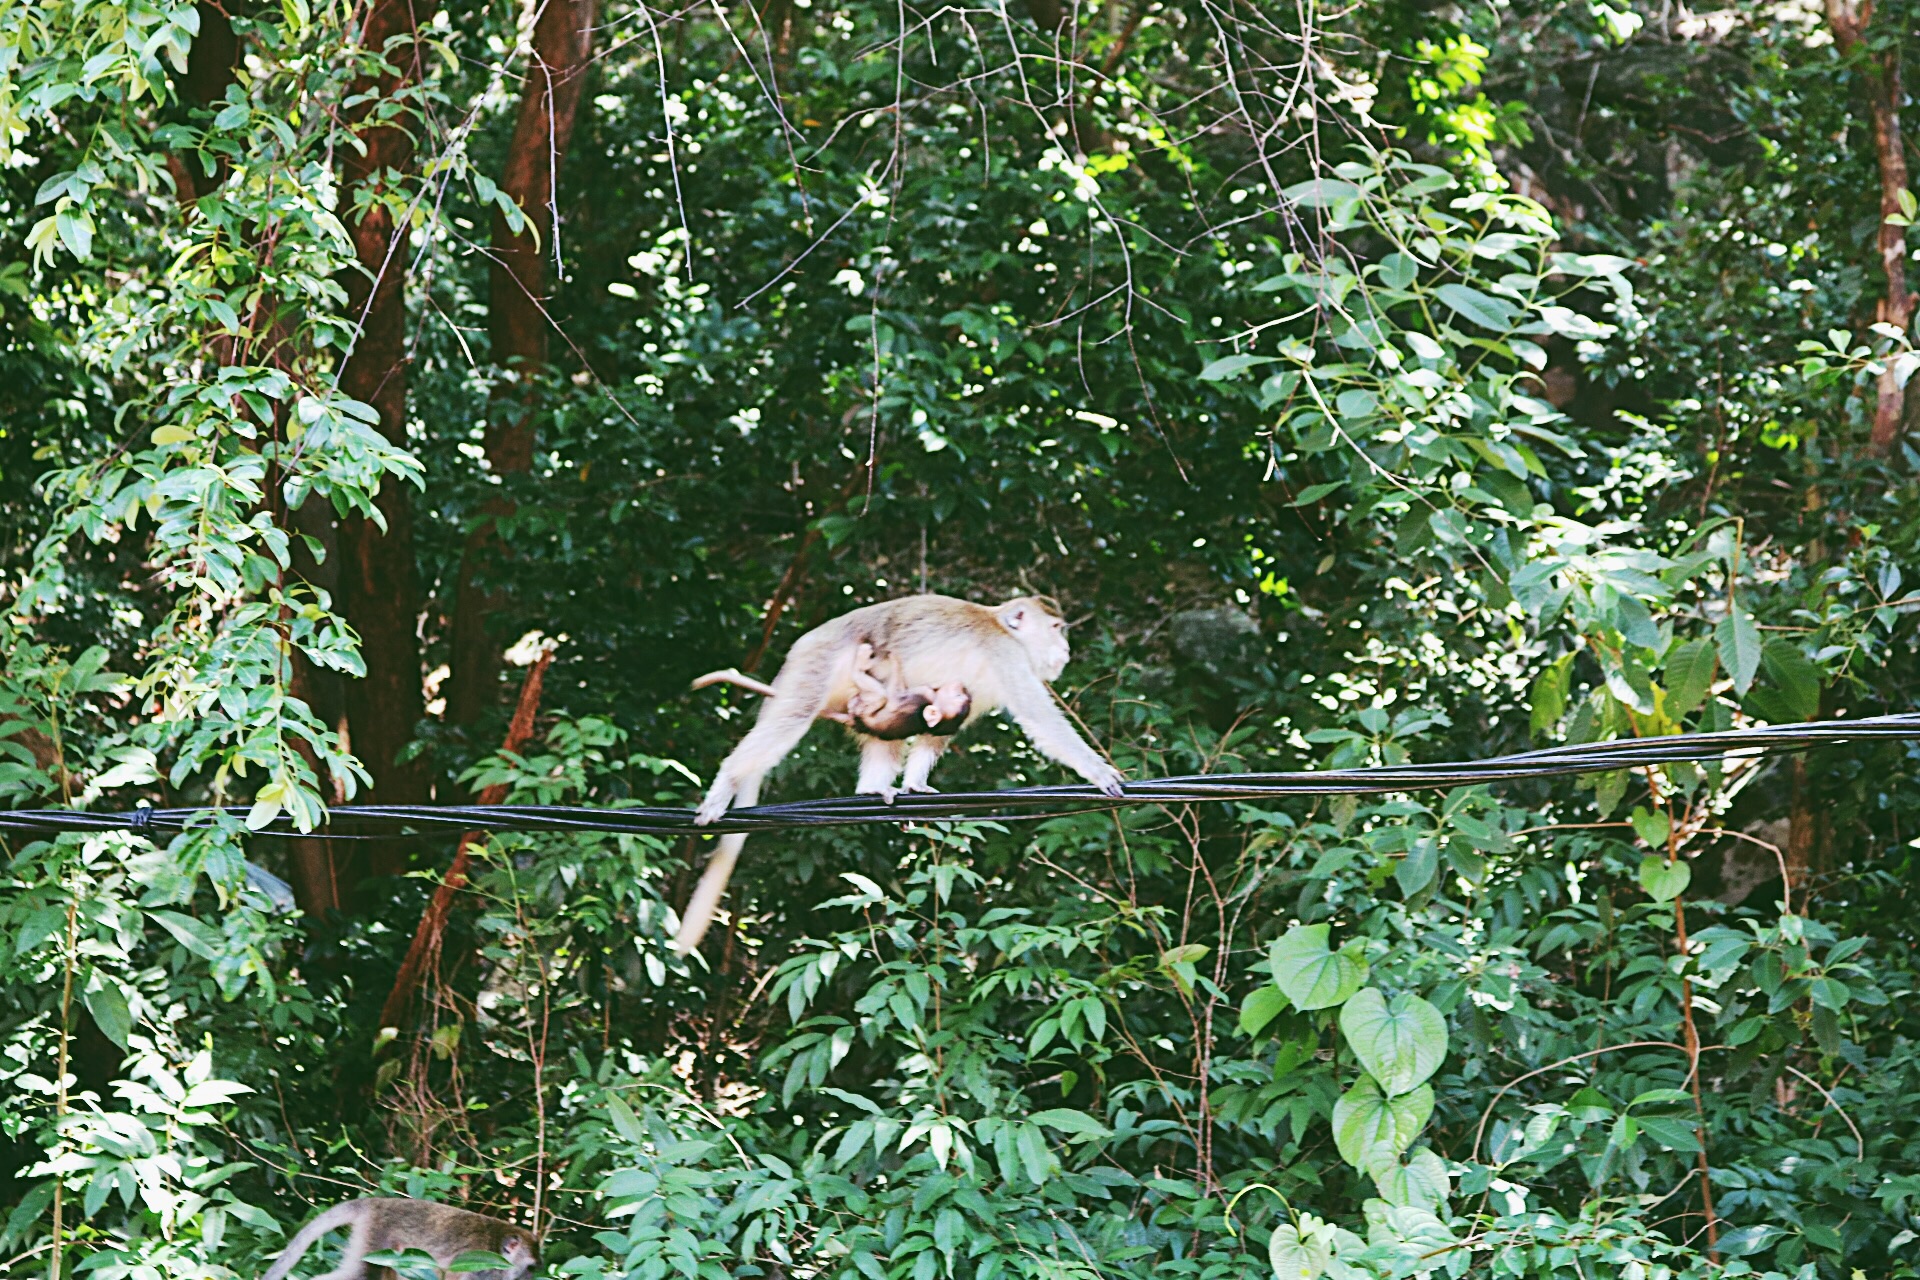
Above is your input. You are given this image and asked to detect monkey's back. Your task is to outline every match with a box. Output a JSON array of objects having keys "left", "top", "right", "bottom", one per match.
[
  {"left": 851, "top": 596, "right": 1019, "bottom": 691},
  {"left": 363, "top": 1199, "right": 521, "bottom": 1259},
  {"left": 774, "top": 595, "right": 1015, "bottom": 717}
]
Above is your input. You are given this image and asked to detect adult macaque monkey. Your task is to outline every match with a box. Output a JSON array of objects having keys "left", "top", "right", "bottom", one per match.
[
  {"left": 262, "top": 1197, "right": 538, "bottom": 1280},
  {"left": 676, "top": 594, "right": 1124, "bottom": 955}
]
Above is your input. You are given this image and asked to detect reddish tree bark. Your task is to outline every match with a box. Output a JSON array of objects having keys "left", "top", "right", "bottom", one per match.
[
  {"left": 166, "top": 2, "right": 242, "bottom": 202},
  {"left": 376, "top": 648, "right": 553, "bottom": 1037},
  {"left": 1828, "top": 0, "right": 1914, "bottom": 455},
  {"left": 444, "top": 0, "right": 598, "bottom": 725},
  {"left": 335, "top": 0, "right": 444, "bottom": 877}
]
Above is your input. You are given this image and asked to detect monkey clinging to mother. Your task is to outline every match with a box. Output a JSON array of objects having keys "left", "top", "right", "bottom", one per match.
[{"left": 676, "top": 592, "right": 1126, "bottom": 955}]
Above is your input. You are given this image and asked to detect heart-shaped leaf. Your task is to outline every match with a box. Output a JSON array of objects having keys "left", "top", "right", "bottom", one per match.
[
  {"left": 1239, "top": 984, "right": 1290, "bottom": 1037},
  {"left": 1339, "top": 988, "right": 1448, "bottom": 1096},
  {"left": 1268, "top": 1224, "right": 1330, "bottom": 1280},
  {"left": 1367, "top": 1146, "right": 1450, "bottom": 1211},
  {"left": 1270, "top": 925, "right": 1367, "bottom": 1011},
  {"left": 1333, "top": 1076, "right": 1433, "bottom": 1166},
  {"left": 1638, "top": 856, "right": 1691, "bottom": 903}
]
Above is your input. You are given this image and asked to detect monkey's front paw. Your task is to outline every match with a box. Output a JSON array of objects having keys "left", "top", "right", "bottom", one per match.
[
  {"left": 694, "top": 790, "right": 731, "bottom": 826},
  {"left": 902, "top": 783, "right": 940, "bottom": 795},
  {"left": 1091, "top": 767, "right": 1126, "bottom": 798}
]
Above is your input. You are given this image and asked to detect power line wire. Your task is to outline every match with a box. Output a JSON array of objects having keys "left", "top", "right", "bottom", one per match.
[{"left": 1, "top": 713, "right": 1916, "bottom": 839}]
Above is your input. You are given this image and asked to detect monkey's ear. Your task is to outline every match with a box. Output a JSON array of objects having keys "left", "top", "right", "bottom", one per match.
[{"left": 998, "top": 602, "right": 1032, "bottom": 631}]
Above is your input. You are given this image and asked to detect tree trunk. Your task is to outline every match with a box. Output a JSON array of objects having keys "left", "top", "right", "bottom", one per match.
[
  {"left": 167, "top": 1, "right": 242, "bottom": 202},
  {"left": 443, "top": 0, "right": 599, "bottom": 725},
  {"left": 1828, "top": 0, "right": 1914, "bottom": 454},
  {"left": 334, "top": 0, "right": 444, "bottom": 878},
  {"left": 376, "top": 648, "right": 553, "bottom": 1039}
]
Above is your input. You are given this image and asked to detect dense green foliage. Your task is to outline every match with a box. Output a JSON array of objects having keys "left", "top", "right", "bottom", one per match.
[{"left": 3, "top": 4, "right": 1920, "bottom": 1280}]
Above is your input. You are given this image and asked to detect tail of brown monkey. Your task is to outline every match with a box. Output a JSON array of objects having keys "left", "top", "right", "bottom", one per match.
[{"left": 262, "top": 1200, "right": 362, "bottom": 1280}]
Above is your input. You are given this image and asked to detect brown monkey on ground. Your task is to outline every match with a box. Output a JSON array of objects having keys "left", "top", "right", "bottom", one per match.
[
  {"left": 695, "top": 643, "right": 972, "bottom": 740},
  {"left": 676, "top": 594, "right": 1124, "bottom": 955},
  {"left": 262, "top": 1197, "right": 538, "bottom": 1280}
]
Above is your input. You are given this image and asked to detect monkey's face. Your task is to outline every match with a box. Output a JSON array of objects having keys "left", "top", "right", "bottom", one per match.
[
  {"left": 999, "top": 599, "right": 1071, "bottom": 680},
  {"left": 923, "top": 685, "right": 972, "bottom": 726},
  {"left": 501, "top": 1235, "right": 538, "bottom": 1278}
]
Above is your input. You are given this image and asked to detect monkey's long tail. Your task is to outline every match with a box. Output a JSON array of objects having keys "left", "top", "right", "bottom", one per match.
[
  {"left": 672, "top": 833, "right": 744, "bottom": 954},
  {"left": 262, "top": 1201, "right": 360, "bottom": 1280},
  {"left": 691, "top": 669, "right": 780, "bottom": 698}
]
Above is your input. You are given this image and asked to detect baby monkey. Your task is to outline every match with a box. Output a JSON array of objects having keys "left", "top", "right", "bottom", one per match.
[
  {"left": 262, "top": 1196, "right": 537, "bottom": 1280},
  {"left": 822, "top": 641, "right": 973, "bottom": 740},
  {"left": 694, "top": 642, "right": 972, "bottom": 742}
]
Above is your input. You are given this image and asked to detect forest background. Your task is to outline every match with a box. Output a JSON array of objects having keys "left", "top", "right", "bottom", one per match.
[{"left": 5, "top": 2, "right": 1920, "bottom": 1280}]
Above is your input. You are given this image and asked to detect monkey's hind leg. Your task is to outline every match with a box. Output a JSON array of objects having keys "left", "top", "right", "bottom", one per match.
[
  {"left": 855, "top": 737, "right": 908, "bottom": 802},
  {"left": 900, "top": 737, "right": 950, "bottom": 794}
]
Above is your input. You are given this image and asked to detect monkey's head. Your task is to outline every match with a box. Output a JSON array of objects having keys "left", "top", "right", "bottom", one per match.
[
  {"left": 997, "top": 597, "right": 1071, "bottom": 681},
  {"left": 922, "top": 684, "right": 973, "bottom": 728},
  {"left": 500, "top": 1233, "right": 538, "bottom": 1278}
]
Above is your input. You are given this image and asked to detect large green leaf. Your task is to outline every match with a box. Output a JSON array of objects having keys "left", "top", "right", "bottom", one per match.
[
  {"left": 83, "top": 976, "right": 132, "bottom": 1052},
  {"left": 1270, "top": 924, "right": 1367, "bottom": 1011},
  {"left": 1433, "top": 283, "right": 1517, "bottom": 331},
  {"left": 1268, "top": 1224, "right": 1331, "bottom": 1280},
  {"left": 1663, "top": 638, "right": 1717, "bottom": 716},
  {"left": 1239, "top": 984, "right": 1290, "bottom": 1037},
  {"left": 1367, "top": 1146, "right": 1450, "bottom": 1210},
  {"left": 1638, "top": 856, "right": 1690, "bottom": 903},
  {"left": 1760, "top": 641, "right": 1821, "bottom": 721},
  {"left": 1715, "top": 610, "right": 1761, "bottom": 694},
  {"left": 1339, "top": 989, "right": 1447, "bottom": 1096},
  {"left": 1332, "top": 1077, "right": 1433, "bottom": 1166}
]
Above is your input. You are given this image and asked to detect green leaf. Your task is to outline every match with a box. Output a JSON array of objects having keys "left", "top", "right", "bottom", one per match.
[
  {"left": 1268, "top": 1224, "right": 1330, "bottom": 1280},
  {"left": 1433, "top": 283, "right": 1517, "bottom": 331},
  {"left": 1291, "top": 481, "right": 1344, "bottom": 507},
  {"left": 810, "top": 514, "right": 859, "bottom": 549},
  {"left": 604, "top": 1093, "right": 647, "bottom": 1145},
  {"left": 1716, "top": 610, "right": 1761, "bottom": 694},
  {"left": 1281, "top": 178, "right": 1364, "bottom": 208},
  {"left": 449, "top": 1253, "right": 513, "bottom": 1273},
  {"left": 148, "top": 910, "right": 221, "bottom": 960},
  {"left": 1200, "top": 354, "right": 1279, "bottom": 381},
  {"left": 1716, "top": 1225, "right": 1785, "bottom": 1258},
  {"left": 1395, "top": 838, "right": 1438, "bottom": 897},
  {"left": 1030, "top": 1108, "right": 1111, "bottom": 1140},
  {"left": 1637, "top": 856, "right": 1690, "bottom": 903},
  {"left": 1339, "top": 989, "right": 1448, "bottom": 1096},
  {"left": 1239, "top": 984, "right": 1290, "bottom": 1037},
  {"left": 1592, "top": 768, "right": 1628, "bottom": 819},
  {"left": 1378, "top": 252, "right": 1418, "bottom": 289},
  {"left": 1634, "top": 1116, "right": 1701, "bottom": 1152},
  {"left": 83, "top": 978, "right": 132, "bottom": 1052},
  {"left": 1629, "top": 806, "right": 1670, "bottom": 849},
  {"left": 1269, "top": 924, "right": 1367, "bottom": 1011},
  {"left": 1332, "top": 1077, "right": 1433, "bottom": 1166},
  {"left": 1760, "top": 641, "right": 1821, "bottom": 722},
  {"left": 1528, "top": 657, "right": 1570, "bottom": 736},
  {"left": 13, "top": 905, "right": 68, "bottom": 960},
  {"left": 1663, "top": 638, "right": 1717, "bottom": 716},
  {"left": 1368, "top": 1146, "right": 1450, "bottom": 1210},
  {"left": 1808, "top": 976, "right": 1851, "bottom": 1010}
]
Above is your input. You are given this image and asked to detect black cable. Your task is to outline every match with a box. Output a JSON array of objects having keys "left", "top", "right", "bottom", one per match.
[{"left": 1, "top": 712, "right": 1916, "bottom": 840}]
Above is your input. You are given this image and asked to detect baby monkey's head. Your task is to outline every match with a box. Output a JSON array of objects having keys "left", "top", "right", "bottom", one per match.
[{"left": 921, "top": 684, "right": 973, "bottom": 729}]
